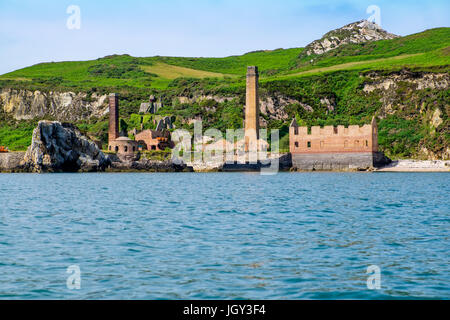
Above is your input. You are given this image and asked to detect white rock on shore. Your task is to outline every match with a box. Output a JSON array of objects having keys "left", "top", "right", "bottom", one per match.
[{"left": 376, "top": 160, "right": 450, "bottom": 172}]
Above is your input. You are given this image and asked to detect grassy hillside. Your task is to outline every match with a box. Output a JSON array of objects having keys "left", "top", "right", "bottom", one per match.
[
  {"left": 0, "top": 27, "right": 449, "bottom": 158},
  {"left": 297, "top": 28, "right": 450, "bottom": 66},
  {"left": 0, "top": 48, "right": 304, "bottom": 91},
  {"left": 0, "top": 28, "right": 448, "bottom": 90},
  {"left": 150, "top": 48, "right": 304, "bottom": 76}
]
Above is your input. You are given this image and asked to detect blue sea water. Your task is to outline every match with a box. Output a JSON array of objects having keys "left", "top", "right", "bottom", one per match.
[{"left": 0, "top": 172, "right": 448, "bottom": 300}]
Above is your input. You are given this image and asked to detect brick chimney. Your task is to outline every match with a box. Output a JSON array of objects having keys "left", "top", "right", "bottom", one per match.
[
  {"left": 245, "top": 66, "right": 260, "bottom": 151},
  {"left": 109, "top": 93, "right": 119, "bottom": 143}
]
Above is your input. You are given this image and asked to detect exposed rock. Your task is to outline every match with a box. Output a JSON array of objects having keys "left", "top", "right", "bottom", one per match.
[
  {"left": 0, "top": 152, "right": 26, "bottom": 172},
  {"left": 176, "top": 93, "right": 312, "bottom": 123},
  {"left": 139, "top": 103, "right": 150, "bottom": 113},
  {"left": 156, "top": 116, "right": 174, "bottom": 131},
  {"left": 187, "top": 160, "right": 224, "bottom": 172},
  {"left": 420, "top": 147, "right": 450, "bottom": 161},
  {"left": 0, "top": 89, "right": 109, "bottom": 121},
  {"left": 431, "top": 108, "right": 443, "bottom": 128},
  {"left": 363, "top": 71, "right": 449, "bottom": 93},
  {"left": 23, "top": 121, "right": 110, "bottom": 172},
  {"left": 108, "top": 154, "right": 192, "bottom": 172},
  {"left": 260, "top": 95, "right": 313, "bottom": 120},
  {"left": 176, "top": 95, "right": 236, "bottom": 105},
  {"left": 362, "top": 71, "right": 449, "bottom": 125},
  {"left": 320, "top": 97, "right": 335, "bottom": 112},
  {"left": 139, "top": 96, "right": 162, "bottom": 114},
  {"left": 303, "top": 20, "right": 398, "bottom": 57}
]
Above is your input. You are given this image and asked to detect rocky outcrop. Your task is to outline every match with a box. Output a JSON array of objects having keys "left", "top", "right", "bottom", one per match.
[
  {"left": 360, "top": 70, "right": 449, "bottom": 160},
  {"left": 363, "top": 71, "right": 449, "bottom": 93},
  {"left": 23, "top": 121, "right": 110, "bottom": 172},
  {"left": 156, "top": 116, "right": 174, "bottom": 131},
  {"left": 177, "top": 94, "right": 311, "bottom": 123},
  {"left": 420, "top": 147, "right": 450, "bottom": 161},
  {"left": 176, "top": 95, "right": 236, "bottom": 105},
  {"left": 376, "top": 160, "right": 450, "bottom": 172},
  {"left": 260, "top": 95, "right": 313, "bottom": 120},
  {"left": 0, "top": 152, "right": 26, "bottom": 172},
  {"left": 303, "top": 20, "right": 398, "bottom": 56},
  {"left": 0, "top": 89, "right": 109, "bottom": 121},
  {"left": 362, "top": 70, "right": 449, "bottom": 120},
  {"left": 107, "top": 153, "right": 192, "bottom": 172}
]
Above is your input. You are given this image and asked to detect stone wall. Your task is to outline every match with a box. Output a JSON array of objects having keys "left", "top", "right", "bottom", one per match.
[
  {"left": 291, "top": 152, "right": 390, "bottom": 171},
  {"left": 292, "top": 152, "right": 373, "bottom": 170}
]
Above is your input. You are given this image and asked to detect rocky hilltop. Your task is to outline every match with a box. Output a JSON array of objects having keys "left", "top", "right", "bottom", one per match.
[{"left": 302, "top": 20, "right": 398, "bottom": 56}]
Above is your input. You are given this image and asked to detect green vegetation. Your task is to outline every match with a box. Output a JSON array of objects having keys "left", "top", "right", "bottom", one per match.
[
  {"left": 296, "top": 28, "right": 450, "bottom": 68},
  {"left": 142, "top": 150, "right": 172, "bottom": 161},
  {"left": 0, "top": 27, "right": 449, "bottom": 158},
  {"left": 0, "top": 117, "right": 36, "bottom": 151},
  {"left": 378, "top": 116, "right": 425, "bottom": 159},
  {"left": 150, "top": 48, "right": 304, "bottom": 76}
]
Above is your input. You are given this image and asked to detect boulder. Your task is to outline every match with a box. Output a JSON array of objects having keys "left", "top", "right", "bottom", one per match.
[
  {"left": 23, "top": 121, "right": 110, "bottom": 172},
  {"left": 0, "top": 152, "right": 26, "bottom": 172}
]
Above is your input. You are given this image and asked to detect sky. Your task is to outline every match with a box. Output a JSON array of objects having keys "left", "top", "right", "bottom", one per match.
[{"left": 0, "top": 0, "right": 448, "bottom": 74}]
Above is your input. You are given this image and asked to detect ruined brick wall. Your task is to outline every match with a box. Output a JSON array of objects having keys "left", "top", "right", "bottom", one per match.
[
  {"left": 289, "top": 122, "right": 378, "bottom": 154},
  {"left": 108, "top": 138, "right": 139, "bottom": 155},
  {"left": 135, "top": 130, "right": 170, "bottom": 151},
  {"left": 289, "top": 118, "right": 381, "bottom": 170},
  {"left": 108, "top": 93, "right": 119, "bottom": 143}
]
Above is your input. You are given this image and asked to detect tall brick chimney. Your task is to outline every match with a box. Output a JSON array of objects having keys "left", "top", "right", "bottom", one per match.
[
  {"left": 108, "top": 93, "right": 119, "bottom": 143},
  {"left": 245, "top": 66, "right": 260, "bottom": 150}
]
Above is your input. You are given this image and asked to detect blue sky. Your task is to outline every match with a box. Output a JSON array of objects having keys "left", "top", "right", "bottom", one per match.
[{"left": 0, "top": 0, "right": 448, "bottom": 74}]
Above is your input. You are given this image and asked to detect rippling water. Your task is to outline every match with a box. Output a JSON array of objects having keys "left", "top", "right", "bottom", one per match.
[{"left": 0, "top": 172, "right": 448, "bottom": 299}]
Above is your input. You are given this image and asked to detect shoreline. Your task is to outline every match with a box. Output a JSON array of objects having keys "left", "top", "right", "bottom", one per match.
[
  {"left": 1, "top": 152, "right": 449, "bottom": 173},
  {"left": 374, "top": 160, "right": 450, "bottom": 172}
]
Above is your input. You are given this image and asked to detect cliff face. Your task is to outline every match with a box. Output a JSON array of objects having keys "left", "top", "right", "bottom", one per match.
[
  {"left": 362, "top": 70, "right": 449, "bottom": 160},
  {"left": 0, "top": 88, "right": 109, "bottom": 121}
]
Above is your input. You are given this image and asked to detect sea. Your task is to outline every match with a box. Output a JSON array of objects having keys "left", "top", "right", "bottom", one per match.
[{"left": 0, "top": 172, "right": 448, "bottom": 299}]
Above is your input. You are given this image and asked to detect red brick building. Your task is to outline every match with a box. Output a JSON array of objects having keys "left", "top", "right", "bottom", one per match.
[
  {"left": 135, "top": 130, "right": 172, "bottom": 151},
  {"left": 289, "top": 117, "right": 383, "bottom": 170}
]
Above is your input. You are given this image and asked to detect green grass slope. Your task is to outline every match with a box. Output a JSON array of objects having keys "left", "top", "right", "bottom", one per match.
[
  {"left": 0, "top": 28, "right": 448, "bottom": 91},
  {"left": 0, "top": 48, "right": 304, "bottom": 91}
]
